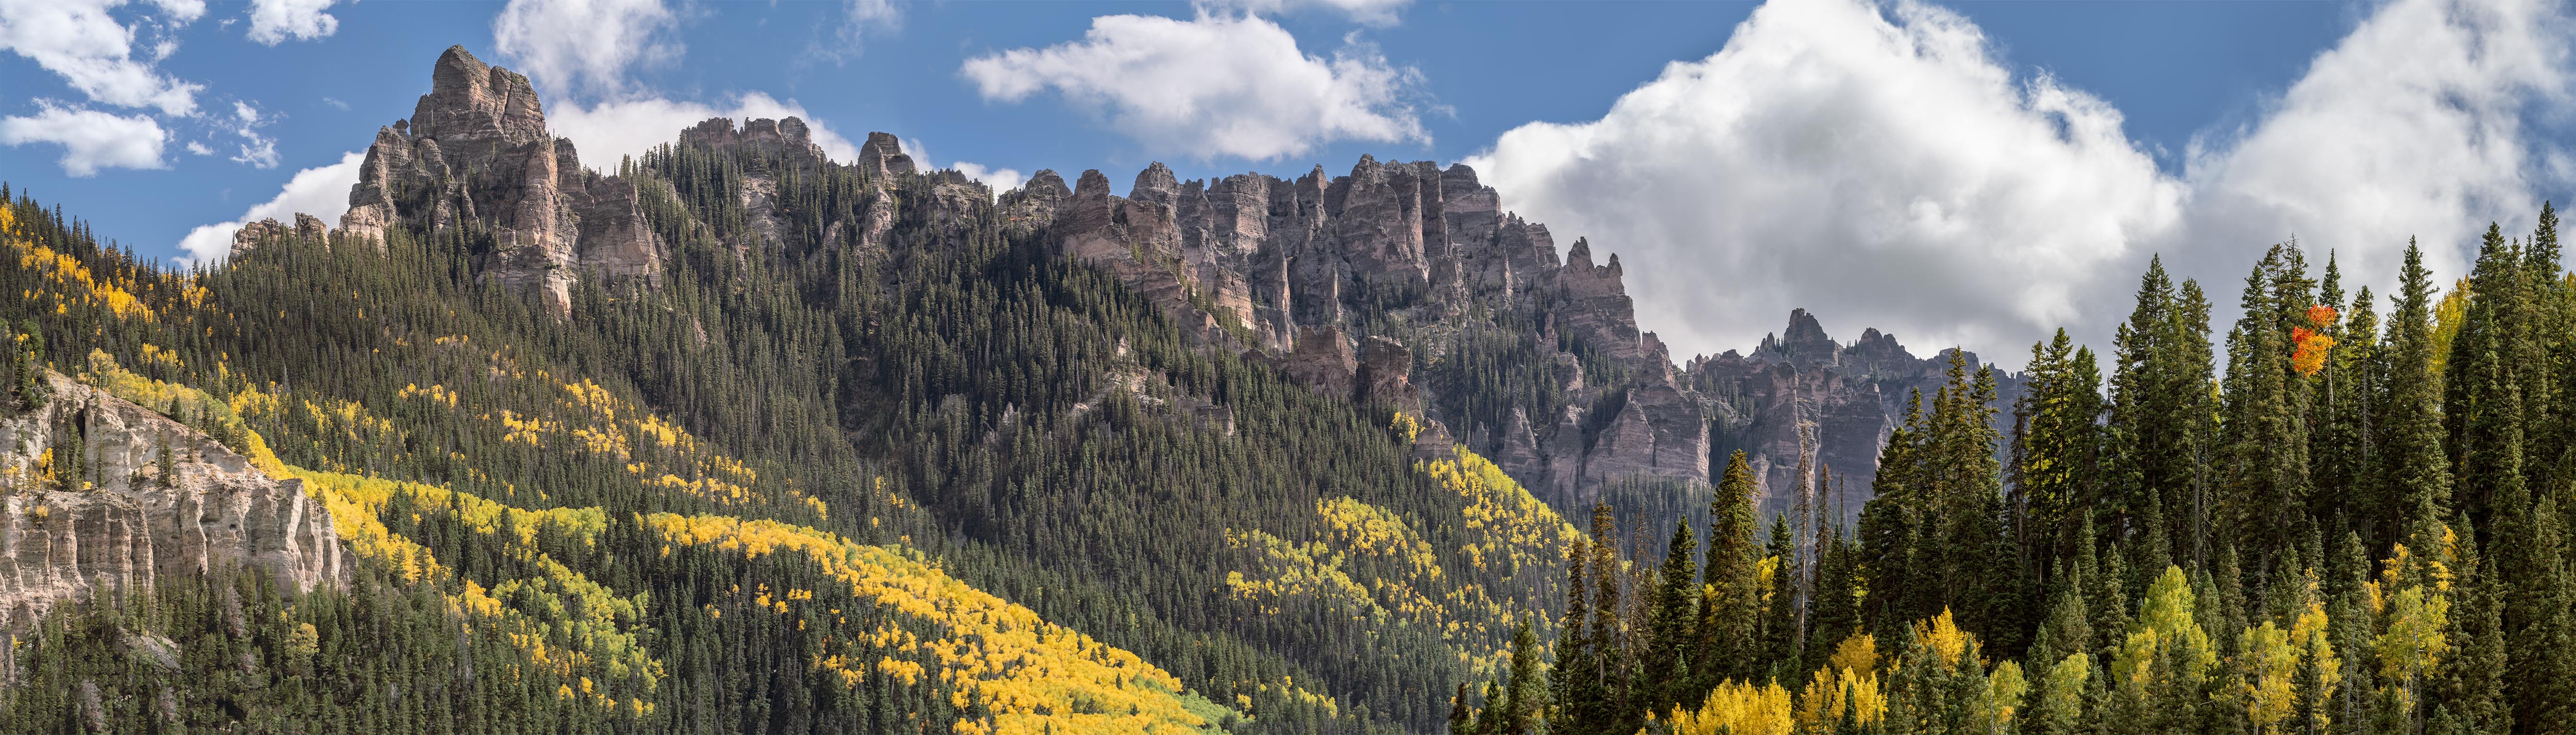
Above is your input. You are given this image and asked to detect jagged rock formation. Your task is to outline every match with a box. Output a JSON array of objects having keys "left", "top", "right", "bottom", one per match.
[
  {"left": 317, "top": 44, "right": 2022, "bottom": 527},
  {"left": 337, "top": 45, "right": 664, "bottom": 315},
  {"left": 1689, "top": 310, "right": 2023, "bottom": 522},
  {"left": 230, "top": 214, "right": 329, "bottom": 259},
  {"left": 0, "top": 373, "right": 348, "bottom": 633},
  {"left": 1006, "top": 157, "right": 2023, "bottom": 522}
]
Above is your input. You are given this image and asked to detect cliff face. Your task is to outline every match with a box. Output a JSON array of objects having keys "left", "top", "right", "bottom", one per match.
[
  {"left": 1017, "top": 157, "right": 2022, "bottom": 522},
  {"left": 1027, "top": 157, "right": 1565, "bottom": 353},
  {"left": 1689, "top": 310, "right": 2024, "bottom": 523},
  {"left": 337, "top": 45, "right": 663, "bottom": 316},
  {"left": 0, "top": 373, "right": 348, "bottom": 633}
]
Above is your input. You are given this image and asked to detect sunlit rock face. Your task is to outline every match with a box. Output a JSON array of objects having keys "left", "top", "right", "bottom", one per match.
[{"left": 0, "top": 373, "right": 348, "bottom": 634}]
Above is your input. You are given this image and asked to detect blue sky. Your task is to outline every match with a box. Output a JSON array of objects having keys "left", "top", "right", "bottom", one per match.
[{"left": 2, "top": 0, "right": 2564, "bottom": 364}]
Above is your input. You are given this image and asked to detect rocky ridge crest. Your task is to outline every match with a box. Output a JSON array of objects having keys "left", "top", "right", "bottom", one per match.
[{"left": 293, "top": 46, "right": 2021, "bottom": 524}]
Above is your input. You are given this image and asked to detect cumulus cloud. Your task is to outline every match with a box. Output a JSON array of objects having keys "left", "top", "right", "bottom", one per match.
[
  {"left": 1467, "top": 0, "right": 2572, "bottom": 367},
  {"left": 2170, "top": 0, "right": 2568, "bottom": 317},
  {"left": 1196, "top": 0, "right": 1413, "bottom": 26},
  {"left": 245, "top": 0, "right": 344, "bottom": 45},
  {"left": 176, "top": 151, "right": 365, "bottom": 265},
  {"left": 148, "top": 0, "right": 205, "bottom": 24},
  {"left": 184, "top": 140, "right": 212, "bottom": 155},
  {"left": 962, "top": 12, "right": 1426, "bottom": 161},
  {"left": 0, "top": 0, "right": 203, "bottom": 115},
  {"left": 493, "top": 0, "right": 679, "bottom": 98},
  {"left": 0, "top": 102, "right": 168, "bottom": 176},
  {"left": 549, "top": 92, "right": 862, "bottom": 166}
]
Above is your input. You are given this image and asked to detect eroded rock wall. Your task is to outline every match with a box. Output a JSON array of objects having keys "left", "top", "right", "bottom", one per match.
[{"left": 0, "top": 373, "right": 348, "bottom": 633}]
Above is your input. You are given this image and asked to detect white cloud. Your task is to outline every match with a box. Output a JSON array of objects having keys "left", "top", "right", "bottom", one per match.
[
  {"left": 0, "top": 0, "right": 202, "bottom": 115},
  {"left": 245, "top": 0, "right": 341, "bottom": 44},
  {"left": 2170, "top": 0, "right": 2568, "bottom": 318},
  {"left": 148, "top": 0, "right": 204, "bottom": 24},
  {"left": 800, "top": 0, "right": 902, "bottom": 67},
  {"left": 1196, "top": 0, "right": 1411, "bottom": 26},
  {"left": 493, "top": 0, "right": 680, "bottom": 98},
  {"left": 950, "top": 162, "right": 1025, "bottom": 192},
  {"left": 962, "top": 12, "right": 1426, "bottom": 161},
  {"left": 232, "top": 136, "right": 279, "bottom": 168},
  {"left": 0, "top": 102, "right": 168, "bottom": 176},
  {"left": 549, "top": 92, "right": 862, "bottom": 167},
  {"left": 176, "top": 151, "right": 364, "bottom": 265},
  {"left": 225, "top": 100, "right": 280, "bottom": 168},
  {"left": 185, "top": 140, "right": 212, "bottom": 155},
  {"left": 1466, "top": 0, "right": 2572, "bottom": 367}
]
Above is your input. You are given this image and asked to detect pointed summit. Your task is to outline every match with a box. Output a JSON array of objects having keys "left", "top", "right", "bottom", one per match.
[{"left": 336, "top": 45, "right": 660, "bottom": 316}]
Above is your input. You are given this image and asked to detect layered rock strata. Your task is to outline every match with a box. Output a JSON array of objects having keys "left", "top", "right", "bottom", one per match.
[{"left": 0, "top": 373, "right": 348, "bottom": 633}]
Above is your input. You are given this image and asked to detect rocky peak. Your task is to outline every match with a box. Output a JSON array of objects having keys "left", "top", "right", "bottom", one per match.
[
  {"left": 1130, "top": 163, "right": 1181, "bottom": 205},
  {"left": 855, "top": 131, "right": 917, "bottom": 186},
  {"left": 1754, "top": 308, "right": 1843, "bottom": 370},
  {"left": 410, "top": 45, "right": 548, "bottom": 145},
  {"left": 340, "top": 46, "right": 663, "bottom": 316}
]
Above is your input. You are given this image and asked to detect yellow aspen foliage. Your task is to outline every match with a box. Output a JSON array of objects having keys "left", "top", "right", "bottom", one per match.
[
  {"left": 1828, "top": 632, "right": 1878, "bottom": 675},
  {"left": 2374, "top": 585, "right": 2448, "bottom": 688},
  {"left": 643, "top": 512, "right": 1245, "bottom": 735},
  {"left": 289, "top": 469, "right": 660, "bottom": 700},
  {"left": 1389, "top": 412, "right": 1422, "bottom": 444},
  {"left": 1915, "top": 608, "right": 1976, "bottom": 671},
  {"left": 1795, "top": 661, "right": 1886, "bottom": 730},
  {"left": 4, "top": 216, "right": 157, "bottom": 322},
  {"left": 1659, "top": 679, "right": 1795, "bottom": 735},
  {"left": 1988, "top": 660, "right": 2029, "bottom": 726},
  {"left": 2113, "top": 567, "right": 2217, "bottom": 695},
  {"left": 2034, "top": 653, "right": 2091, "bottom": 735},
  {"left": 1228, "top": 448, "right": 1582, "bottom": 679},
  {"left": 2242, "top": 621, "right": 2300, "bottom": 734},
  {"left": 2291, "top": 599, "right": 2341, "bottom": 725}
]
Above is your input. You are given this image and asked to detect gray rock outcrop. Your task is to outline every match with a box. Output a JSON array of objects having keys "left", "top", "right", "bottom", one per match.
[
  {"left": 0, "top": 373, "right": 348, "bottom": 633},
  {"left": 339, "top": 45, "right": 663, "bottom": 315},
  {"left": 995, "top": 155, "right": 2023, "bottom": 521}
]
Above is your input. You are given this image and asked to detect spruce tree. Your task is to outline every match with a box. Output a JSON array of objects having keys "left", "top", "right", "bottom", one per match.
[
  {"left": 2382, "top": 240, "right": 2453, "bottom": 550},
  {"left": 1645, "top": 520, "right": 1698, "bottom": 711},
  {"left": 1697, "top": 450, "right": 1761, "bottom": 692}
]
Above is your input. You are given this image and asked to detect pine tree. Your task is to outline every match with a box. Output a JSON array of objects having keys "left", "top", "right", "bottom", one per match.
[
  {"left": 1497, "top": 621, "right": 1545, "bottom": 735},
  {"left": 2446, "top": 224, "right": 2521, "bottom": 528},
  {"left": 1645, "top": 520, "right": 1699, "bottom": 711},
  {"left": 1552, "top": 535, "right": 1594, "bottom": 735},
  {"left": 1698, "top": 450, "right": 1761, "bottom": 692},
  {"left": 1762, "top": 514, "right": 1801, "bottom": 682},
  {"left": 2013, "top": 330, "right": 2103, "bottom": 603},
  {"left": 1859, "top": 391, "right": 1927, "bottom": 637},
  {"left": 2381, "top": 240, "right": 2453, "bottom": 550}
]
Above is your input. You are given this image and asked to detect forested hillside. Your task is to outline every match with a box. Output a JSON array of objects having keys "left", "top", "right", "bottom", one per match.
[
  {"left": 0, "top": 45, "right": 1588, "bottom": 735},
  {"left": 1449, "top": 218, "right": 2576, "bottom": 735},
  {"left": 3, "top": 41, "right": 2571, "bottom": 735}
]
